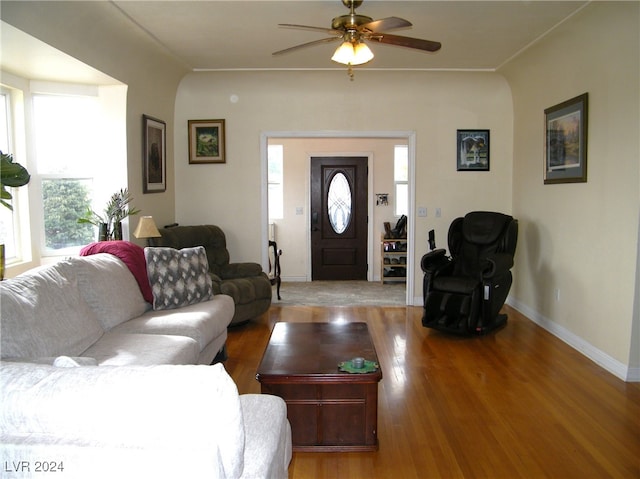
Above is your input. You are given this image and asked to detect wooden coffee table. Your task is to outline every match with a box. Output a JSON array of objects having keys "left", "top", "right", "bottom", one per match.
[{"left": 256, "top": 321, "right": 382, "bottom": 452}]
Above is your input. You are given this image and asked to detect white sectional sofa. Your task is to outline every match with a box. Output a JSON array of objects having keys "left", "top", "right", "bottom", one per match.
[{"left": 0, "top": 249, "right": 292, "bottom": 478}]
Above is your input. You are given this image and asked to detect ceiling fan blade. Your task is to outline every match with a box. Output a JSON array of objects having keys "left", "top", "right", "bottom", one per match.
[
  {"left": 368, "top": 33, "right": 441, "bottom": 52},
  {"left": 361, "top": 17, "right": 412, "bottom": 33},
  {"left": 273, "top": 36, "right": 341, "bottom": 56},
  {"left": 278, "top": 24, "right": 342, "bottom": 36}
]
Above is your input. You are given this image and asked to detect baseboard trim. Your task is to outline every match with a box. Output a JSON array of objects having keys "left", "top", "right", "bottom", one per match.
[{"left": 507, "top": 298, "right": 636, "bottom": 382}]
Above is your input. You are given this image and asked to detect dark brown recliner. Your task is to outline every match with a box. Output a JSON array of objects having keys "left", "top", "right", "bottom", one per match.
[
  {"left": 149, "top": 225, "right": 272, "bottom": 326},
  {"left": 420, "top": 211, "right": 518, "bottom": 335}
]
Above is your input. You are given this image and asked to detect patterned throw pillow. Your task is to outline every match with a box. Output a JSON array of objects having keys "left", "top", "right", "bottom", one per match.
[{"left": 144, "top": 246, "right": 214, "bottom": 311}]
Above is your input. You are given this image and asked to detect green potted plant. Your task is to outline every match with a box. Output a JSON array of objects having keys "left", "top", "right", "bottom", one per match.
[
  {"left": 1, "top": 151, "right": 30, "bottom": 210},
  {"left": 78, "top": 188, "right": 140, "bottom": 241},
  {"left": 0, "top": 151, "right": 31, "bottom": 279}
]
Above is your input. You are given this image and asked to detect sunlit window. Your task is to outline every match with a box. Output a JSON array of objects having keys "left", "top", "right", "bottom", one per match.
[
  {"left": 32, "top": 84, "right": 127, "bottom": 257},
  {"left": 268, "top": 144, "right": 283, "bottom": 220},
  {"left": 33, "top": 94, "right": 98, "bottom": 255},
  {"left": 394, "top": 145, "right": 408, "bottom": 217}
]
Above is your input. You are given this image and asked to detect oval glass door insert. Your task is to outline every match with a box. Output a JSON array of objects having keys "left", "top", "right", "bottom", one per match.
[{"left": 327, "top": 172, "right": 352, "bottom": 234}]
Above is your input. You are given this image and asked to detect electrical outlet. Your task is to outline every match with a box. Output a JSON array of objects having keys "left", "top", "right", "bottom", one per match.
[{"left": 417, "top": 207, "right": 427, "bottom": 217}]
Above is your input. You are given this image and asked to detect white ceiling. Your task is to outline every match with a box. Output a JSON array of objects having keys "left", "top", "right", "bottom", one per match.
[
  {"left": 1, "top": 1, "right": 590, "bottom": 83},
  {"left": 112, "top": 0, "right": 588, "bottom": 71}
]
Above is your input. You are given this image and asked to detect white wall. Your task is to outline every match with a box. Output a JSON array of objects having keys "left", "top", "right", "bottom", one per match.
[
  {"left": 174, "top": 70, "right": 514, "bottom": 303},
  {"left": 500, "top": 2, "right": 639, "bottom": 379}
]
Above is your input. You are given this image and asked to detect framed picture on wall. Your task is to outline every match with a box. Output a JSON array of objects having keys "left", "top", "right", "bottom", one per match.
[
  {"left": 544, "top": 93, "right": 588, "bottom": 184},
  {"left": 456, "top": 130, "right": 490, "bottom": 171},
  {"left": 143, "top": 115, "right": 166, "bottom": 193},
  {"left": 188, "top": 119, "right": 226, "bottom": 164}
]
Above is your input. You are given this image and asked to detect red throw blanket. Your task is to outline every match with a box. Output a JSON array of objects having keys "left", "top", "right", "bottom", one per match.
[{"left": 80, "top": 241, "right": 153, "bottom": 303}]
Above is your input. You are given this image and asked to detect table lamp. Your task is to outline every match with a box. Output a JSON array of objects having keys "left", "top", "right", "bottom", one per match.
[{"left": 133, "top": 216, "right": 161, "bottom": 244}]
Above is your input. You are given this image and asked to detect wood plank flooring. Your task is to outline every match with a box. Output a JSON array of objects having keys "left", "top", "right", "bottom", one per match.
[{"left": 224, "top": 304, "right": 640, "bottom": 479}]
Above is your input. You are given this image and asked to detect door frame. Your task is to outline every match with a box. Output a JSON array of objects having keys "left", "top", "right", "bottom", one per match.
[{"left": 260, "top": 130, "right": 417, "bottom": 306}]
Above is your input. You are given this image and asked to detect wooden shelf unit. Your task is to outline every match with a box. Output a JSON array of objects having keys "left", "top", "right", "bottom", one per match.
[{"left": 381, "top": 235, "right": 407, "bottom": 284}]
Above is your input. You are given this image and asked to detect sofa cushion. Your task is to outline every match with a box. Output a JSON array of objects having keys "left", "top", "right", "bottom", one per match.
[
  {"left": 110, "top": 295, "right": 234, "bottom": 352},
  {"left": 80, "top": 332, "right": 200, "bottom": 365},
  {"left": 0, "top": 259, "right": 104, "bottom": 359},
  {"left": 72, "top": 254, "right": 149, "bottom": 331},
  {"left": 80, "top": 240, "right": 153, "bottom": 303},
  {"left": 145, "top": 246, "right": 214, "bottom": 311}
]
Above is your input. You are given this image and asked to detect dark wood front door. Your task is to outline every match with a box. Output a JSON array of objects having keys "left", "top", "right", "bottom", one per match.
[{"left": 310, "top": 156, "right": 368, "bottom": 280}]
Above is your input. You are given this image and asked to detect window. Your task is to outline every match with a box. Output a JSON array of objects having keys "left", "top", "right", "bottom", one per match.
[
  {"left": 31, "top": 84, "right": 127, "bottom": 257},
  {"left": 33, "top": 93, "right": 99, "bottom": 255},
  {"left": 268, "top": 144, "right": 283, "bottom": 220},
  {"left": 327, "top": 172, "right": 352, "bottom": 234},
  {"left": 394, "top": 145, "right": 408, "bottom": 217}
]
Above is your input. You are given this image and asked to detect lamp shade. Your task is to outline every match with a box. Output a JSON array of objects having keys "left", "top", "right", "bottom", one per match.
[
  {"left": 352, "top": 42, "right": 374, "bottom": 65},
  {"left": 133, "top": 216, "right": 161, "bottom": 239},
  {"left": 331, "top": 40, "right": 374, "bottom": 66},
  {"left": 331, "top": 41, "right": 356, "bottom": 64}
]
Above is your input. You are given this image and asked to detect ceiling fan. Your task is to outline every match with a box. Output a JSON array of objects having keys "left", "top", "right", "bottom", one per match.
[{"left": 273, "top": 0, "right": 441, "bottom": 79}]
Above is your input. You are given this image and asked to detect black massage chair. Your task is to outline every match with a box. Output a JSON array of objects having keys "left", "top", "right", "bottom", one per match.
[{"left": 420, "top": 211, "right": 518, "bottom": 335}]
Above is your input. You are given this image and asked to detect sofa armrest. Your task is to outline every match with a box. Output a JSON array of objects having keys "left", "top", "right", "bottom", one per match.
[
  {"left": 1, "top": 362, "right": 245, "bottom": 478},
  {"left": 219, "top": 262, "right": 264, "bottom": 279},
  {"left": 240, "top": 394, "right": 292, "bottom": 479}
]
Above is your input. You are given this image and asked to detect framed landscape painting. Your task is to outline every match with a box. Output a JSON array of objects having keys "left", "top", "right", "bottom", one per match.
[
  {"left": 143, "top": 115, "right": 166, "bottom": 193},
  {"left": 188, "top": 119, "right": 226, "bottom": 164},
  {"left": 544, "top": 93, "right": 588, "bottom": 184}
]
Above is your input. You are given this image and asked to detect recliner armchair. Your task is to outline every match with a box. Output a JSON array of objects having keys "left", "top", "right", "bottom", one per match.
[
  {"left": 421, "top": 211, "right": 518, "bottom": 335},
  {"left": 149, "top": 225, "right": 272, "bottom": 326}
]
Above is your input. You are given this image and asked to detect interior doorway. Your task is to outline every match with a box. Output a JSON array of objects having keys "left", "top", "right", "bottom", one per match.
[{"left": 260, "top": 131, "right": 417, "bottom": 306}]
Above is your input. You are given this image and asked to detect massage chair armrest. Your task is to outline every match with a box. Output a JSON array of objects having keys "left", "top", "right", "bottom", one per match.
[
  {"left": 481, "top": 253, "right": 514, "bottom": 279},
  {"left": 421, "top": 249, "right": 450, "bottom": 275}
]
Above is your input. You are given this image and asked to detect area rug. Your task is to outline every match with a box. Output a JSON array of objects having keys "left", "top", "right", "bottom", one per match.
[{"left": 273, "top": 281, "right": 406, "bottom": 307}]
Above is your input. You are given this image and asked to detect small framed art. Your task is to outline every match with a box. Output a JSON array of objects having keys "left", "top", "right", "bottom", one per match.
[
  {"left": 188, "top": 119, "right": 226, "bottom": 164},
  {"left": 544, "top": 93, "right": 588, "bottom": 184},
  {"left": 143, "top": 115, "right": 166, "bottom": 193},
  {"left": 457, "top": 130, "right": 490, "bottom": 171}
]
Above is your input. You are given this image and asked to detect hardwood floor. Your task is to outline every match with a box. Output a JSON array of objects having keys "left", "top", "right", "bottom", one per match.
[{"left": 224, "top": 305, "right": 640, "bottom": 479}]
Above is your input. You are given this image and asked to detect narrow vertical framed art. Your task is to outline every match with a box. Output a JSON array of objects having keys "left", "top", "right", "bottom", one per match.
[
  {"left": 456, "top": 130, "right": 490, "bottom": 171},
  {"left": 544, "top": 93, "right": 588, "bottom": 184},
  {"left": 143, "top": 115, "right": 166, "bottom": 193}
]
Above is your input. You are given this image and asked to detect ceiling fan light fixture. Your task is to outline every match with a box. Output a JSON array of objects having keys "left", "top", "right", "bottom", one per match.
[{"left": 331, "top": 40, "right": 373, "bottom": 66}]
